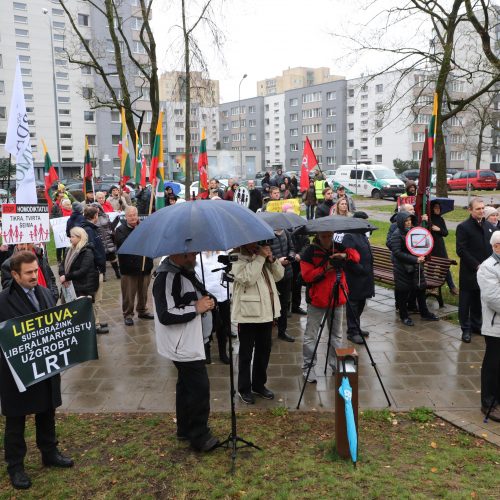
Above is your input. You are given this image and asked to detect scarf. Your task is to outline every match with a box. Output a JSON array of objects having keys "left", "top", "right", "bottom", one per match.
[
  {"left": 492, "top": 252, "right": 500, "bottom": 265},
  {"left": 64, "top": 245, "right": 81, "bottom": 275}
]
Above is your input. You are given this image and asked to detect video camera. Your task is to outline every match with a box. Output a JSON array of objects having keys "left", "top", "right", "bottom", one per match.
[{"left": 217, "top": 254, "right": 238, "bottom": 266}]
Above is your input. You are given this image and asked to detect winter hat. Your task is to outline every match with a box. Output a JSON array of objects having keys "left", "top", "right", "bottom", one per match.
[
  {"left": 72, "top": 202, "right": 83, "bottom": 214},
  {"left": 353, "top": 211, "right": 369, "bottom": 219},
  {"left": 484, "top": 206, "right": 497, "bottom": 220}
]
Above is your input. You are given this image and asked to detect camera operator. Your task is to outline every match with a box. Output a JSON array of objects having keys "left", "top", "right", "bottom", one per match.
[
  {"left": 231, "top": 241, "right": 284, "bottom": 404},
  {"left": 300, "top": 231, "right": 360, "bottom": 383},
  {"left": 270, "top": 229, "right": 296, "bottom": 342}
]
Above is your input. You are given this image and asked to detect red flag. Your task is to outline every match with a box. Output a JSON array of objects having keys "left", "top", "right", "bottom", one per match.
[
  {"left": 415, "top": 128, "right": 431, "bottom": 226},
  {"left": 197, "top": 128, "right": 208, "bottom": 191},
  {"left": 300, "top": 137, "right": 318, "bottom": 192}
]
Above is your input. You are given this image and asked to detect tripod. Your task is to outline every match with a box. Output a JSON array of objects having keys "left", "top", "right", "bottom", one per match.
[
  {"left": 214, "top": 266, "right": 260, "bottom": 472},
  {"left": 297, "top": 267, "right": 391, "bottom": 409}
]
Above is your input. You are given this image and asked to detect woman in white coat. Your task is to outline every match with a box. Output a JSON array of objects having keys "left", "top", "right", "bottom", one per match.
[
  {"left": 477, "top": 230, "right": 500, "bottom": 422},
  {"left": 231, "top": 241, "right": 284, "bottom": 405}
]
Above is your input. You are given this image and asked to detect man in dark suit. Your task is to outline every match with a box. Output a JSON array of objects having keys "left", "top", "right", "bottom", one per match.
[
  {"left": 456, "top": 198, "right": 494, "bottom": 343},
  {"left": 0, "top": 251, "right": 73, "bottom": 490}
]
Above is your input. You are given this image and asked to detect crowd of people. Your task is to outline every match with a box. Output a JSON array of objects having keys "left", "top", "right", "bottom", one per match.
[{"left": 0, "top": 173, "right": 499, "bottom": 489}]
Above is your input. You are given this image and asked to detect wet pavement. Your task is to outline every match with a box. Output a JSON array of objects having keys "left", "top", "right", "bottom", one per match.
[{"left": 58, "top": 271, "right": 500, "bottom": 447}]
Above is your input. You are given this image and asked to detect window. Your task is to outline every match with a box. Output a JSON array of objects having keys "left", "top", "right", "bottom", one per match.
[
  {"left": 16, "top": 42, "right": 29, "bottom": 50},
  {"left": 290, "top": 143, "right": 299, "bottom": 151},
  {"left": 375, "top": 84, "right": 384, "bottom": 93},
  {"left": 59, "top": 121, "right": 71, "bottom": 127},
  {"left": 248, "top": 105, "right": 256, "bottom": 113},
  {"left": 131, "top": 17, "right": 142, "bottom": 30},
  {"left": 412, "top": 150, "right": 422, "bottom": 160},
  {"left": 449, "top": 80, "right": 464, "bottom": 92},
  {"left": 54, "top": 34, "right": 65, "bottom": 42},
  {"left": 290, "top": 128, "right": 298, "bottom": 137},
  {"left": 450, "top": 134, "right": 464, "bottom": 144},
  {"left": 20, "top": 68, "right": 31, "bottom": 76},
  {"left": 348, "top": 106, "right": 354, "bottom": 114},
  {"left": 450, "top": 151, "right": 465, "bottom": 160},
  {"left": 174, "top": 108, "right": 183, "bottom": 116},
  {"left": 302, "top": 108, "right": 322, "bottom": 119},
  {"left": 110, "top": 110, "right": 120, "bottom": 122},
  {"left": 221, "top": 110, "right": 229, "bottom": 118},
  {"left": 326, "top": 91, "right": 336, "bottom": 100},
  {"left": 133, "top": 41, "right": 146, "bottom": 54},
  {"left": 223, "top": 136, "right": 229, "bottom": 144},
  {"left": 52, "top": 8, "right": 64, "bottom": 16},
  {"left": 111, "top": 135, "right": 120, "bottom": 146},
  {"left": 375, "top": 137, "right": 382, "bottom": 146},
  {"left": 175, "top": 135, "right": 184, "bottom": 141},
  {"left": 55, "top": 59, "right": 67, "bottom": 67},
  {"left": 60, "top": 133, "right": 72, "bottom": 139},
  {"left": 289, "top": 98, "right": 298, "bottom": 106},
  {"left": 375, "top": 154, "right": 383, "bottom": 163},
  {"left": 56, "top": 71, "right": 68, "bottom": 79},
  {"left": 18, "top": 55, "right": 30, "bottom": 63},
  {"left": 57, "top": 96, "right": 70, "bottom": 103},
  {"left": 78, "top": 13, "right": 89, "bottom": 26},
  {"left": 311, "top": 139, "right": 322, "bottom": 149},
  {"left": 0, "top": 133, "right": 6, "bottom": 145},
  {"left": 0, "top": 106, "right": 6, "bottom": 119},
  {"left": 348, "top": 89, "right": 354, "bottom": 97},
  {"left": 290, "top": 113, "right": 298, "bottom": 122},
  {"left": 265, "top": 104, "right": 269, "bottom": 112},
  {"left": 249, "top": 133, "right": 256, "bottom": 141},
  {"left": 22, "top": 81, "right": 32, "bottom": 89},
  {"left": 348, "top": 123, "right": 354, "bottom": 131},
  {"left": 53, "top": 21, "right": 65, "bottom": 29},
  {"left": 449, "top": 116, "right": 462, "bottom": 126},
  {"left": 249, "top": 119, "right": 256, "bottom": 127},
  {"left": 82, "top": 87, "right": 93, "bottom": 99},
  {"left": 141, "top": 132, "right": 150, "bottom": 145},
  {"left": 302, "top": 92, "right": 321, "bottom": 103},
  {"left": 58, "top": 109, "right": 70, "bottom": 116},
  {"left": 61, "top": 145, "right": 73, "bottom": 152},
  {"left": 231, "top": 120, "right": 239, "bottom": 129},
  {"left": 86, "top": 135, "right": 96, "bottom": 146},
  {"left": 81, "top": 66, "right": 92, "bottom": 75},
  {"left": 415, "top": 114, "right": 431, "bottom": 124},
  {"left": 13, "top": 2, "right": 27, "bottom": 11},
  {"left": 326, "top": 108, "right": 336, "bottom": 118},
  {"left": 375, "top": 119, "right": 383, "bottom": 128},
  {"left": 326, "top": 124, "right": 336, "bottom": 133},
  {"left": 326, "top": 140, "right": 336, "bottom": 149},
  {"left": 327, "top": 156, "right": 336, "bottom": 166},
  {"left": 348, "top": 140, "right": 354, "bottom": 148},
  {"left": 14, "top": 15, "right": 28, "bottom": 23},
  {"left": 84, "top": 111, "right": 95, "bottom": 121},
  {"left": 56, "top": 84, "right": 69, "bottom": 92},
  {"left": 302, "top": 124, "right": 321, "bottom": 134},
  {"left": 413, "top": 132, "right": 425, "bottom": 142}
]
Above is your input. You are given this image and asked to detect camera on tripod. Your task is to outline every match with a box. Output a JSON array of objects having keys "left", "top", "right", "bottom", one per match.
[
  {"left": 328, "top": 255, "right": 345, "bottom": 270},
  {"left": 217, "top": 254, "right": 238, "bottom": 266}
]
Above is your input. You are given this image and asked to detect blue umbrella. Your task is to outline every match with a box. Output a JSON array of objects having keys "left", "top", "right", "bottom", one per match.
[
  {"left": 164, "top": 181, "right": 182, "bottom": 195},
  {"left": 117, "top": 200, "right": 275, "bottom": 257},
  {"left": 338, "top": 376, "right": 357, "bottom": 465},
  {"left": 430, "top": 197, "right": 454, "bottom": 215}
]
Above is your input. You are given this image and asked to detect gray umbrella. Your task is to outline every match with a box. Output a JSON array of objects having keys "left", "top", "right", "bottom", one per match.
[
  {"left": 256, "top": 211, "right": 306, "bottom": 230},
  {"left": 296, "top": 215, "right": 378, "bottom": 234}
]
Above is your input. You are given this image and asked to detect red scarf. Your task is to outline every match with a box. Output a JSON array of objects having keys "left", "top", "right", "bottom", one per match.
[{"left": 33, "top": 250, "right": 48, "bottom": 289}]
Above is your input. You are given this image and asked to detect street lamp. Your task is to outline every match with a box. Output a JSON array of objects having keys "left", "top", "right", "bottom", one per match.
[
  {"left": 43, "top": 8, "right": 63, "bottom": 179},
  {"left": 238, "top": 74, "right": 247, "bottom": 178}
]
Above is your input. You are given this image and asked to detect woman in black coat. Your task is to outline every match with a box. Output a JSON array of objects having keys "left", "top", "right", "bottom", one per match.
[
  {"left": 390, "top": 211, "right": 438, "bottom": 326},
  {"left": 430, "top": 201, "right": 458, "bottom": 295},
  {"left": 59, "top": 226, "right": 99, "bottom": 299}
]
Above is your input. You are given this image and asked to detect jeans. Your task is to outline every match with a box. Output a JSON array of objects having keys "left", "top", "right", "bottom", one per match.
[
  {"left": 172, "top": 360, "right": 211, "bottom": 449},
  {"left": 276, "top": 277, "right": 291, "bottom": 335},
  {"left": 238, "top": 322, "right": 273, "bottom": 393},
  {"left": 306, "top": 205, "right": 315, "bottom": 220},
  {"left": 291, "top": 261, "right": 303, "bottom": 310},
  {"left": 302, "top": 304, "right": 344, "bottom": 373},
  {"left": 346, "top": 298, "right": 366, "bottom": 335},
  {"left": 481, "top": 336, "right": 500, "bottom": 408},
  {"left": 458, "top": 288, "right": 482, "bottom": 333}
]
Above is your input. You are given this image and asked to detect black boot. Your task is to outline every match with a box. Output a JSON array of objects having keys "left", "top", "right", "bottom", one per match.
[
  {"left": 217, "top": 331, "right": 230, "bottom": 365},
  {"left": 111, "top": 261, "right": 121, "bottom": 279},
  {"left": 204, "top": 342, "right": 212, "bottom": 365}
]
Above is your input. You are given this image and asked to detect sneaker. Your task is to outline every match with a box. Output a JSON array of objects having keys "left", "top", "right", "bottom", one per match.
[
  {"left": 402, "top": 318, "right": 414, "bottom": 327},
  {"left": 239, "top": 392, "right": 255, "bottom": 405},
  {"left": 292, "top": 306, "right": 307, "bottom": 315},
  {"left": 303, "top": 372, "right": 317, "bottom": 384},
  {"left": 252, "top": 387, "right": 274, "bottom": 400},
  {"left": 124, "top": 317, "right": 134, "bottom": 326},
  {"left": 199, "top": 436, "right": 220, "bottom": 452}
]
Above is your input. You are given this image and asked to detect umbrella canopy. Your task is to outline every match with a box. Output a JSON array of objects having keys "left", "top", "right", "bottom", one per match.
[
  {"left": 164, "top": 181, "right": 182, "bottom": 195},
  {"left": 339, "top": 376, "right": 357, "bottom": 464},
  {"left": 256, "top": 212, "right": 306, "bottom": 230},
  {"left": 296, "top": 215, "right": 377, "bottom": 235},
  {"left": 430, "top": 197, "right": 454, "bottom": 216},
  {"left": 117, "top": 200, "right": 275, "bottom": 257}
]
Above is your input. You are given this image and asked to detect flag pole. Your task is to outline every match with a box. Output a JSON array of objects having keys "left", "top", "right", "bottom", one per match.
[
  {"left": 141, "top": 177, "right": 157, "bottom": 272},
  {"left": 7, "top": 154, "right": 12, "bottom": 203}
]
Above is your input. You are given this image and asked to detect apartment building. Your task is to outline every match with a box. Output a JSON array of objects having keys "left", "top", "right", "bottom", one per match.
[
  {"left": 159, "top": 70, "right": 219, "bottom": 107},
  {"left": 263, "top": 93, "right": 285, "bottom": 169},
  {"left": 0, "top": 0, "right": 153, "bottom": 179}
]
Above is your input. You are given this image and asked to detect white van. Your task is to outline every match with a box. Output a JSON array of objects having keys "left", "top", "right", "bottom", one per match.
[{"left": 331, "top": 164, "right": 405, "bottom": 199}]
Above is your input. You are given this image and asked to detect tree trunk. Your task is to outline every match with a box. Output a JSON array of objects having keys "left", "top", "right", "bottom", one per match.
[{"left": 182, "top": 0, "right": 192, "bottom": 200}]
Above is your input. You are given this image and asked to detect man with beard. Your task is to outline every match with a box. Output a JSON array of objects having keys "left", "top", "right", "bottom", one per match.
[
  {"left": 247, "top": 179, "right": 263, "bottom": 212},
  {"left": 153, "top": 251, "right": 219, "bottom": 451}
]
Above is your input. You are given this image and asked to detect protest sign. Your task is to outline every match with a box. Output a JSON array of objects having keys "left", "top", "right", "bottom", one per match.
[
  {"left": 0, "top": 298, "right": 98, "bottom": 392},
  {"left": 265, "top": 199, "right": 300, "bottom": 214},
  {"left": 49, "top": 215, "right": 70, "bottom": 249},
  {"left": 1, "top": 204, "right": 50, "bottom": 244},
  {"left": 405, "top": 226, "right": 434, "bottom": 257}
]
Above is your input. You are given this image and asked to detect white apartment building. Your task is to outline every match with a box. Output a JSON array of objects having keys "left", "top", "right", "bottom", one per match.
[{"left": 263, "top": 94, "right": 285, "bottom": 168}]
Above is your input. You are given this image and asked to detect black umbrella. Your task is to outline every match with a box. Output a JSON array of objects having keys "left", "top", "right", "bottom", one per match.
[
  {"left": 296, "top": 215, "right": 378, "bottom": 234},
  {"left": 256, "top": 211, "right": 306, "bottom": 230}
]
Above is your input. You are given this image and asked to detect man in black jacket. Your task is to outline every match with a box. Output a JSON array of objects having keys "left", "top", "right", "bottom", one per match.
[
  {"left": 315, "top": 187, "right": 335, "bottom": 218},
  {"left": 247, "top": 180, "right": 263, "bottom": 212},
  {"left": 456, "top": 198, "right": 494, "bottom": 343},
  {"left": 116, "top": 206, "right": 154, "bottom": 326},
  {"left": 0, "top": 252, "right": 73, "bottom": 490}
]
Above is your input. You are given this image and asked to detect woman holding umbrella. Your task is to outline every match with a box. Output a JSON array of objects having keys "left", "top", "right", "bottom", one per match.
[{"left": 231, "top": 241, "right": 284, "bottom": 404}]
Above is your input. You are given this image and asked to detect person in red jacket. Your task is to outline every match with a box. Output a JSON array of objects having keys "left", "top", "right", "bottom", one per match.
[{"left": 300, "top": 231, "right": 360, "bottom": 383}]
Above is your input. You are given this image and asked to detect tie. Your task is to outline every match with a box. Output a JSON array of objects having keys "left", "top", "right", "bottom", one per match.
[{"left": 27, "top": 289, "right": 40, "bottom": 311}]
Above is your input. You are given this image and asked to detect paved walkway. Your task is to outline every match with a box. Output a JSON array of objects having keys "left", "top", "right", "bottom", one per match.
[{"left": 58, "top": 273, "right": 500, "bottom": 447}]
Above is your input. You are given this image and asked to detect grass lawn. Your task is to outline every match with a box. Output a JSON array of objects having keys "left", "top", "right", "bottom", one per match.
[
  {"left": 363, "top": 204, "right": 471, "bottom": 222},
  {"left": 0, "top": 410, "right": 498, "bottom": 498}
]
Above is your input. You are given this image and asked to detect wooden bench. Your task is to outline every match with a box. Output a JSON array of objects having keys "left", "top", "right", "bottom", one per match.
[{"left": 371, "top": 245, "right": 457, "bottom": 307}]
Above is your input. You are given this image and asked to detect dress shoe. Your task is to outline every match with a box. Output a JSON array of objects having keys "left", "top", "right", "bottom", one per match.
[
  {"left": 303, "top": 372, "right": 317, "bottom": 384},
  {"left": 10, "top": 470, "right": 31, "bottom": 490},
  {"left": 96, "top": 326, "right": 109, "bottom": 334},
  {"left": 278, "top": 331, "right": 295, "bottom": 342},
  {"left": 252, "top": 386, "right": 274, "bottom": 400},
  {"left": 239, "top": 392, "right": 255, "bottom": 404},
  {"left": 138, "top": 312, "right": 154, "bottom": 320},
  {"left": 402, "top": 318, "right": 414, "bottom": 327},
  {"left": 481, "top": 405, "right": 500, "bottom": 422},
  {"left": 124, "top": 317, "right": 134, "bottom": 326},
  {"left": 421, "top": 313, "right": 439, "bottom": 321},
  {"left": 292, "top": 306, "right": 307, "bottom": 315},
  {"left": 347, "top": 333, "right": 364, "bottom": 345},
  {"left": 360, "top": 330, "right": 370, "bottom": 337},
  {"left": 219, "top": 353, "right": 230, "bottom": 365},
  {"left": 462, "top": 331, "right": 471, "bottom": 343},
  {"left": 42, "top": 451, "right": 74, "bottom": 468},
  {"left": 199, "top": 436, "right": 220, "bottom": 452}
]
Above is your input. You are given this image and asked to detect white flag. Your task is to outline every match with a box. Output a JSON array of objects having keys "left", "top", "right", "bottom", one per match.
[{"left": 5, "top": 58, "right": 37, "bottom": 204}]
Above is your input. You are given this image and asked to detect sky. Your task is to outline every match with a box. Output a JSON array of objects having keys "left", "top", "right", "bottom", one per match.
[{"left": 150, "top": 0, "right": 406, "bottom": 103}]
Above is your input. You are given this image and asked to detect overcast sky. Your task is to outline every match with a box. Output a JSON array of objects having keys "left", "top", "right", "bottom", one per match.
[{"left": 150, "top": 0, "right": 408, "bottom": 103}]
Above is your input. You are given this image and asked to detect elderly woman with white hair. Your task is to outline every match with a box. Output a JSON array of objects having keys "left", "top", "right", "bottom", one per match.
[
  {"left": 477, "top": 230, "right": 500, "bottom": 422},
  {"left": 484, "top": 206, "right": 499, "bottom": 230}
]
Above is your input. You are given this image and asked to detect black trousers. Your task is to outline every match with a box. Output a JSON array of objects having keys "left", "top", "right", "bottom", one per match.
[
  {"left": 291, "top": 261, "right": 303, "bottom": 310},
  {"left": 215, "top": 300, "right": 231, "bottom": 357},
  {"left": 346, "top": 298, "right": 366, "bottom": 335},
  {"left": 395, "top": 288, "right": 429, "bottom": 320},
  {"left": 459, "top": 288, "right": 482, "bottom": 334},
  {"left": 276, "top": 276, "right": 292, "bottom": 335},
  {"left": 481, "top": 336, "right": 500, "bottom": 408},
  {"left": 4, "top": 409, "right": 58, "bottom": 474},
  {"left": 172, "top": 360, "right": 211, "bottom": 449},
  {"left": 238, "top": 322, "right": 273, "bottom": 394}
]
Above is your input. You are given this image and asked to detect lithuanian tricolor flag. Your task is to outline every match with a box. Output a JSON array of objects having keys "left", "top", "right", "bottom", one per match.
[
  {"left": 134, "top": 130, "right": 147, "bottom": 187},
  {"left": 41, "top": 139, "right": 58, "bottom": 210},
  {"left": 197, "top": 127, "right": 208, "bottom": 191},
  {"left": 83, "top": 137, "right": 93, "bottom": 198},
  {"left": 150, "top": 111, "right": 165, "bottom": 209},
  {"left": 428, "top": 93, "right": 438, "bottom": 161},
  {"left": 118, "top": 107, "right": 132, "bottom": 185}
]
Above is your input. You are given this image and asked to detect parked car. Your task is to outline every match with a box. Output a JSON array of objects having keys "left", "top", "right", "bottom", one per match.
[
  {"left": 431, "top": 173, "right": 453, "bottom": 185},
  {"left": 495, "top": 172, "right": 500, "bottom": 189},
  {"left": 447, "top": 169, "right": 497, "bottom": 191},
  {"left": 403, "top": 169, "right": 420, "bottom": 181}
]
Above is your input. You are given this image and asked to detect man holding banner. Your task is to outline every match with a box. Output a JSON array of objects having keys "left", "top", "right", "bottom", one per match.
[{"left": 0, "top": 252, "right": 73, "bottom": 490}]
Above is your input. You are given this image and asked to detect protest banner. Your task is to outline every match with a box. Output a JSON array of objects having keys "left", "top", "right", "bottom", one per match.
[
  {"left": 0, "top": 298, "right": 97, "bottom": 392},
  {"left": 49, "top": 215, "right": 70, "bottom": 249},
  {"left": 265, "top": 199, "right": 300, "bottom": 214},
  {"left": 1, "top": 204, "right": 50, "bottom": 244}
]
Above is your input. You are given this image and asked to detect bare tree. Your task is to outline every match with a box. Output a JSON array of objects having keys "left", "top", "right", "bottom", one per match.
[
  {"left": 334, "top": 0, "right": 500, "bottom": 196},
  {"left": 58, "top": 0, "right": 159, "bottom": 153}
]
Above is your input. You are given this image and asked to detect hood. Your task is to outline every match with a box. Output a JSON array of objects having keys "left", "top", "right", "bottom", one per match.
[
  {"left": 396, "top": 211, "right": 412, "bottom": 232},
  {"left": 72, "top": 202, "right": 83, "bottom": 214},
  {"left": 390, "top": 212, "right": 398, "bottom": 223}
]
